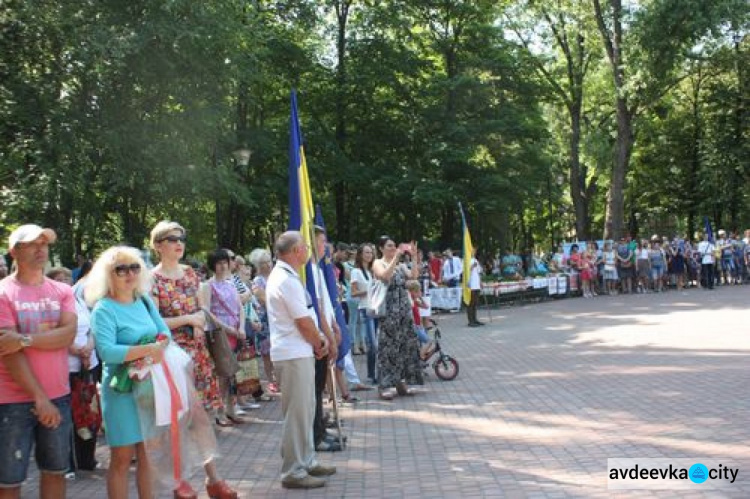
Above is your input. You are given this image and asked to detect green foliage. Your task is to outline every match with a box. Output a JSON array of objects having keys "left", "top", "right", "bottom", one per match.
[{"left": 0, "top": 0, "right": 747, "bottom": 265}]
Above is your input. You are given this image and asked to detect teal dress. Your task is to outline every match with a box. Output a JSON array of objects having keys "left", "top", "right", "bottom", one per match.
[{"left": 92, "top": 295, "right": 170, "bottom": 447}]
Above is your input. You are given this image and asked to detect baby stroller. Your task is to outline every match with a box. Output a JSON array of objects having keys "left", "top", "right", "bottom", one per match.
[{"left": 420, "top": 320, "right": 459, "bottom": 381}]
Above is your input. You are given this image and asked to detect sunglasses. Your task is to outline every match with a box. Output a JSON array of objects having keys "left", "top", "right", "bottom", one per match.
[
  {"left": 159, "top": 235, "right": 186, "bottom": 243},
  {"left": 114, "top": 263, "right": 142, "bottom": 277}
]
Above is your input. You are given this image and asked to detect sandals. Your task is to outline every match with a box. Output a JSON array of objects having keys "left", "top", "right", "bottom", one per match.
[
  {"left": 351, "top": 383, "right": 374, "bottom": 391},
  {"left": 206, "top": 480, "right": 238, "bottom": 499},
  {"left": 226, "top": 414, "right": 247, "bottom": 425},
  {"left": 395, "top": 382, "right": 414, "bottom": 397},
  {"left": 215, "top": 417, "right": 233, "bottom": 428},
  {"left": 379, "top": 390, "right": 394, "bottom": 401},
  {"left": 174, "top": 481, "right": 198, "bottom": 499}
]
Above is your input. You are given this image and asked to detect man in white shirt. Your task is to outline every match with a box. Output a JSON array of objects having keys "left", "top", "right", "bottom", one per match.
[
  {"left": 310, "top": 228, "right": 343, "bottom": 453},
  {"left": 466, "top": 248, "right": 484, "bottom": 327},
  {"left": 697, "top": 233, "right": 715, "bottom": 290},
  {"left": 441, "top": 250, "right": 462, "bottom": 288},
  {"left": 266, "top": 231, "right": 336, "bottom": 489}
]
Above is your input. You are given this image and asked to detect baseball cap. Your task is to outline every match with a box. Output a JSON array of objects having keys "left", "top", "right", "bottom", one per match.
[{"left": 9, "top": 224, "right": 57, "bottom": 250}]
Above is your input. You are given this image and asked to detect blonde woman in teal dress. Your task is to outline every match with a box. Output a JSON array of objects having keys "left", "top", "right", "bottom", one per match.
[{"left": 87, "top": 246, "right": 171, "bottom": 499}]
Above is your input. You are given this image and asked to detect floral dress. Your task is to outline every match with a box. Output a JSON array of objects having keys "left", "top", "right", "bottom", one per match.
[
  {"left": 152, "top": 267, "right": 222, "bottom": 412},
  {"left": 251, "top": 275, "right": 271, "bottom": 356},
  {"left": 377, "top": 265, "right": 424, "bottom": 390}
]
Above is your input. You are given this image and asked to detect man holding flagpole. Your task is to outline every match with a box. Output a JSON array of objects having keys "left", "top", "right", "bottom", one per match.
[
  {"left": 466, "top": 247, "right": 484, "bottom": 327},
  {"left": 311, "top": 226, "right": 343, "bottom": 453},
  {"left": 460, "top": 203, "right": 484, "bottom": 327}
]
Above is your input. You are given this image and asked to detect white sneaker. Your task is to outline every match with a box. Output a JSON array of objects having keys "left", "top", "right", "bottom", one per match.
[
  {"left": 239, "top": 402, "right": 261, "bottom": 410},
  {"left": 234, "top": 406, "right": 247, "bottom": 416}
]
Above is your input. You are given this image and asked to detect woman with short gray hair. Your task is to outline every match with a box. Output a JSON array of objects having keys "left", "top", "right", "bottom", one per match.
[{"left": 249, "top": 248, "right": 278, "bottom": 393}]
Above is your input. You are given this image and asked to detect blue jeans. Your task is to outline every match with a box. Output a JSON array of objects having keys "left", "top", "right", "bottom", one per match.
[
  {"left": 0, "top": 395, "right": 73, "bottom": 486},
  {"left": 414, "top": 325, "right": 429, "bottom": 345},
  {"left": 347, "top": 299, "right": 362, "bottom": 347},
  {"left": 358, "top": 309, "right": 378, "bottom": 382}
]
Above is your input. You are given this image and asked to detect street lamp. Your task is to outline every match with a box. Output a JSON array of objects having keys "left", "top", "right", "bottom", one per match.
[{"left": 232, "top": 146, "right": 252, "bottom": 167}]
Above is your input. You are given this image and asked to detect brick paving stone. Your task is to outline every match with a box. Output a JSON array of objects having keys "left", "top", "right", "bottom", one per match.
[{"left": 17, "top": 286, "right": 750, "bottom": 497}]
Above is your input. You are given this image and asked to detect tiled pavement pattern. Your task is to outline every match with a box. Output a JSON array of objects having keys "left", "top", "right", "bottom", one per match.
[{"left": 22, "top": 286, "right": 750, "bottom": 498}]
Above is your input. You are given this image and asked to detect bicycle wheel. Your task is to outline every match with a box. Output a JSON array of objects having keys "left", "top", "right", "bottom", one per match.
[{"left": 434, "top": 355, "right": 459, "bottom": 381}]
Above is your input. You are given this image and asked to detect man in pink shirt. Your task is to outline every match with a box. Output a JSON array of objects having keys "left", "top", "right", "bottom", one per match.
[{"left": 0, "top": 224, "right": 77, "bottom": 499}]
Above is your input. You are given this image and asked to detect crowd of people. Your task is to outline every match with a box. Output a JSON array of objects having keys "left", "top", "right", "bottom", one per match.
[
  {"left": 6, "top": 218, "right": 742, "bottom": 497},
  {"left": 1, "top": 222, "right": 479, "bottom": 497},
  {"left": 548, "top": 230, "right": 750, "bottom": 297}
]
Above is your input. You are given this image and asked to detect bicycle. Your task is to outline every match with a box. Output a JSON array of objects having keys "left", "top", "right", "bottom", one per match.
[{"left": 420, "top": 321, "right": 459, "bottom": 381}]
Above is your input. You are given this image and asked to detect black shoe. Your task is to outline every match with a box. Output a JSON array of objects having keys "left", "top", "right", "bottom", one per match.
[
  {"left": 474, "top": 321, "right": 486, "bottom": 326},
  {"left": 468, "top": 322, "right": 480, "bottom": 328},
  {"left": 325, "top": 432, "right": 347, "bottom": 444},
  {"left": 316, "top": 439, "right": 342, "bottom": 452}
]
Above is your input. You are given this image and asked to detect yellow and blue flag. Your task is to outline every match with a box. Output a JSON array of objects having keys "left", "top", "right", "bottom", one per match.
[
  {"left": 459, "top": 202, "right": 474, "bottom": 305},
  {"left": 314, "top": 205, "right": 351, "bottom": 365},
  {"left": 288, "top": 90, "right": 320, "bottom": 322}
]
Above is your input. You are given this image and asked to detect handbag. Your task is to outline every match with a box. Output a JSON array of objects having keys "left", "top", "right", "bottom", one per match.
[
  {"left": 71, "top": 369, "right": 102, "bottom": 440},
  {"left": 203, "top": 308, "right": 240, "bottom": 377},
  {"left": 235, "top": 340, "right": 260, "bottom": 396},
  {"left": 366, "top": 278, "right": 387, "bottom": 318}
]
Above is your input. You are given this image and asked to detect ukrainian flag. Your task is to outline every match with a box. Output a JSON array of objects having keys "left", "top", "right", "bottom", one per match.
[
  {"left": 314, "top": 205, "right": 351, "bottom": 364},
  {"left": 288, "top": 90, "right": 320, "bottom": 321},
  {"left": 459, "top": 202, "right": 474, "bottom": 306}
]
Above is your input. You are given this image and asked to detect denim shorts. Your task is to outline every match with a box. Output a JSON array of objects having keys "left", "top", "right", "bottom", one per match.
[{"left": 0, "top": 395, "right": 72, "bottom": 487}]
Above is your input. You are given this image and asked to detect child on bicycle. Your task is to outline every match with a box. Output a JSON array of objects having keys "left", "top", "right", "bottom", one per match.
[{"left": 406, "top": 280, "right": 436, "bottom": 359}]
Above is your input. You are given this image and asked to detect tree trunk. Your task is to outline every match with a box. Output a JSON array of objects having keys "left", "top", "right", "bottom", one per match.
[
  {"left": 605, "top": 97, "right": 633, "bottom": 239},
  {"left": 594, "top": 0, "right": 633, "bottom": 240},
  {"left": 333, "top": 0, "right": 351, "bottom": 241},
  {"left": 569, "top": 105, "right": 588, "bottom": 240},
  {"left": 686, "top": 72, "right": 702, "bottom": 240}
]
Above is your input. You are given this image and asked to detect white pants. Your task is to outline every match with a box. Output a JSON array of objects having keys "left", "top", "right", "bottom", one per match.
[{"left": 343, "top": 352, "right": 360, "bottom": 385}]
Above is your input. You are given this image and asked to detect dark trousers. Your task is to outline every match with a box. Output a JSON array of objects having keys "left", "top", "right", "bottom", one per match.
[
  {"left": 701, "top": 263, "right": 714, "bottom": 289},
  {"left": 466, "top": 289, "right": 479, "bottom": 324},
  {"left": 313, "top": 355, "right": 328, "bottom": 446}
]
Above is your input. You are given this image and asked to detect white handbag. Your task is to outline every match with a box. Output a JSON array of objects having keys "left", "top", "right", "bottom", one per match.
[{"left": 366, "top": 279, "right": 387, "bottom": 318}]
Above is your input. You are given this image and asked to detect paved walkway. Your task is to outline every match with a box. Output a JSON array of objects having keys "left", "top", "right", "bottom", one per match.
[{"left": 23, "top": 286, "right": 750, "bottom": 498}]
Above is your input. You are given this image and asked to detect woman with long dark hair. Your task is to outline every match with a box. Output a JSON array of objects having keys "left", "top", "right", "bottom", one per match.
[
  {"left": 372, "top": 236, "right": 423, "bottom": 400},
  {"left": 350, "top": 243, "right": 377, "bottom": 384}
]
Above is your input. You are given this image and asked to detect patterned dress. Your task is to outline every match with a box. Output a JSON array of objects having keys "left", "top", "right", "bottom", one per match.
[
  {"left": 152, "top": 267, "right": 222, "bottom": 412},
  {"left": 251, "top": 275, "right": 271, "bottom": 355},
  {"left": 377, "top": 266, "right": 424, "bottom": 389}
]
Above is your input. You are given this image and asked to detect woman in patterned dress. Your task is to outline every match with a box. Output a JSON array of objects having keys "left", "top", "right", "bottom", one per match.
[
  {"left": 149, "top": 221, "right": 237, "bottom": 499},
  {"left": 372, "top": 235, "right": 424, "bottom": 400}
]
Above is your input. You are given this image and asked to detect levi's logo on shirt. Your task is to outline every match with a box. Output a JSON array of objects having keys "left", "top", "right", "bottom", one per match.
[
  {"left": 14, "top": 298, "right": 62, "bottom": 332},
  {"left": 14, "top": 297, "right": 61, "bottom": 312}
]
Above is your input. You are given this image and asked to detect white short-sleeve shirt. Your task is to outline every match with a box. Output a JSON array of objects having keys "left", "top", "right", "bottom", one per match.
[
  {"left": 468, "top": 258, "right": 482, "bottom": 290},
  {"left": 350, "top": 267, "right": 371, "bottom": 309},
  {"left": 697, "top": 241, "right": 715, "bottom": 264},
  {"left": 312, "top": 265, "right": 335, "bottom": 325},
  {"left": 266, "top": 261, "right": 317, "bottom": 362}
]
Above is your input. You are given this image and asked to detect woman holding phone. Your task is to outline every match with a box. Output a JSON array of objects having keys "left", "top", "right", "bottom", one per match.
[{"left": 372, "top": 236, "right": 424, "bottom": 400}]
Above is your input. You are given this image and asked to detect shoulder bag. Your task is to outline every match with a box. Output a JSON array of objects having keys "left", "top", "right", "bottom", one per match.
[
  {"left": 366, "top": 265, "right": 388, "bottom": 318},
  {"left": 203, "top": 283, "right": 240, "bottom": 377}
]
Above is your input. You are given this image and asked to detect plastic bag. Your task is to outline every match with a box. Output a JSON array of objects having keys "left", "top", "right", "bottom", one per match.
[{"left": 134, "top": 343, "right": 218, "bottom": 492}]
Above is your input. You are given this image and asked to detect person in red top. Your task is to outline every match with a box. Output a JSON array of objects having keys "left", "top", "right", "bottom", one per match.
[
  {"left": 0, "top": 224, "right": 77, "bottom": 498},
  {"left": 406, "top": 280, "right": 435, "bottom": 360},
  {"left": 428, "top": 251, "right": 442, "bottom": 285}
]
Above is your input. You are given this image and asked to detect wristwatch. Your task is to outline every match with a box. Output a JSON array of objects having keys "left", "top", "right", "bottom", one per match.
[{"left": 19, "top": 334, "right": 32, "bottom": 349}]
